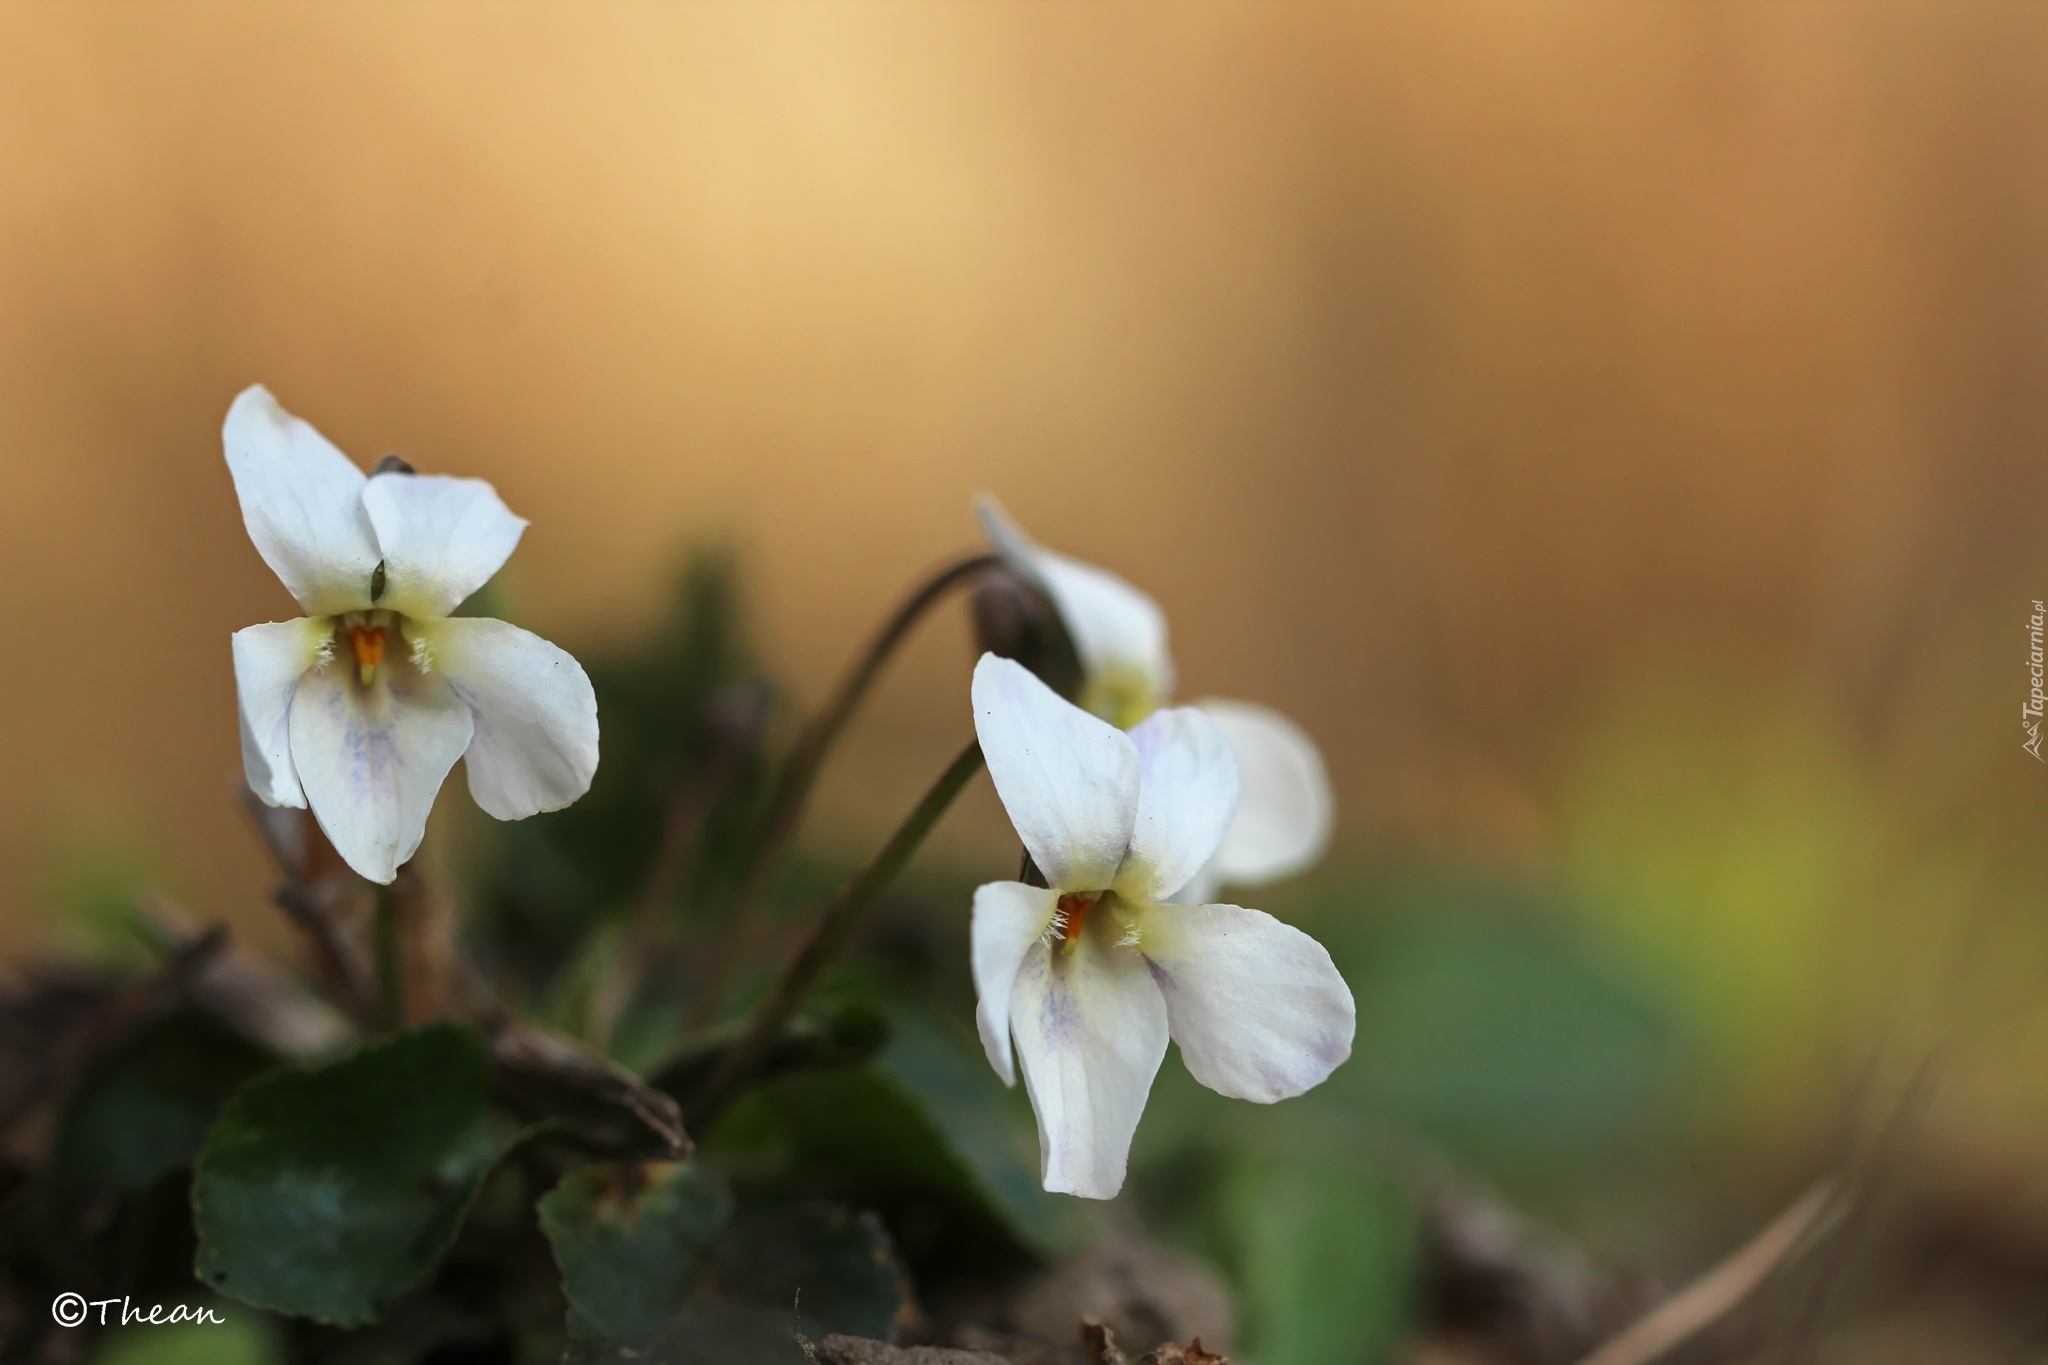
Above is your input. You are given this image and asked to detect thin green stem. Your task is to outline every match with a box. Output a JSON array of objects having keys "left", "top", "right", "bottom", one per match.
[
  {"left": 374, "top": 881, "right": 405, "bottom": 1031},
  {"left": 721, "top": 553, "right": 998, "bottom": 941},
  {"left": 689, "top": 739, "right": 985, "bottom": 1125}
]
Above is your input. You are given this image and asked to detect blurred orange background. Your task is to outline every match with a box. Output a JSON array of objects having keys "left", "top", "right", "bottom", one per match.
[{"left": 3, "top": 2, "right": 2047, "bottom": 1180}]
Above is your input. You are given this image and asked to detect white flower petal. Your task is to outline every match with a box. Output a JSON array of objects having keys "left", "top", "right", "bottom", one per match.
[
  {"left": 1135, "top": 902, "right": 1353, "bottom": 1103},
  {"left": 1009, "top": 929, "right": 1168, "bottom": 1199},
  {"left": 223, "top": 386, "right": 380, "bottom": 616},
  {"left": 1113, "top": 707, "right": 1239, "bottom": 905},
  {"left": 288, "top": 657, "right": 473, "bottom": 883},
  {"left": 412, "top": 617, "right": 599, "bottom": 821},
  {"left": 231, "top": 617, "right": 331, "bottom": 809},
  {"left": 972, "top": 653, "right": 1140, "bottom": 892},
  {"left": 976, "top": 496, "right": 1175, "bottom": 723},
  {"left": 360, "top": 473, "right": 528, "bottom": 620},
  {"left": 971, "top": 880, "right": 1061, "bottom": 1086},
  {"left": 1197, "top": 699, "right": 1334, "bottom": 887},
  {"left": 1163, "top": 862, "right": 1221, "bottom": 908}
]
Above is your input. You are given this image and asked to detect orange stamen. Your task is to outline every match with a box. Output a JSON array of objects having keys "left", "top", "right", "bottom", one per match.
[
  {"left": 348, "top": 624, "right": 386, "bottom": 683},
  {"left": 1056, "top": 892, "right": 1099, "bottom": 944}
]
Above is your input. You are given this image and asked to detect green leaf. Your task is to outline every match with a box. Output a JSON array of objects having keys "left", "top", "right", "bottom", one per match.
[
  {"left": 52, "top": 1013, "right": 272, "bottom": 1201},
  {"left": 542, "top": 1164, "right": 905, "bottom": 1361},
  {"left": 191, "top": 1024, "right": 513, "bottom": 1327},
  {"left": 1227, "top": 1154, "right": 1417, "bottom": 1365},
  {"left": 713, "top": 1202, "right": 909, "bottom": 1343},
  {"left": 711, "top": 1005, "right": 1084, "bottom": 1260},
  {"left": 539, "top": 1162, "right": 733, "bottom": 1350},
  {"left": 1328, "top": 888, "right": 1680, "bottom": 1173},
  {"left": 870, "top": 1008, "right": 1084, "bottom": 1257}
]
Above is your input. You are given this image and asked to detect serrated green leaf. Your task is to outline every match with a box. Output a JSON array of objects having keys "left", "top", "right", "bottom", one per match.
[
  {"left": 191, "top": 1024, "right": 513, "bottom": 1327},
  {"left": 539, "top": 1162, "right": 733, "bottom": 1350},
  {"left": 713, "top": 1202, "right": 909, "bottom": 1343}
]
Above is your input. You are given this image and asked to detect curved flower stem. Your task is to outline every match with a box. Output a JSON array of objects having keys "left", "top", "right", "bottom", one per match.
[
  {"left": 697, "top": 552, "right": 998, "bottom": 1021},
  {"left": 373, "top": 881, "right": 405, "bottom": 1031},
  {"left": 688, "top": 738, "right": 985, "bottom": 1126}
]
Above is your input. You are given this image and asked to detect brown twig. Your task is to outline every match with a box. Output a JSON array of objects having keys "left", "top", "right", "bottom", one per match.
[
  {"left": 0, "top": 928, "right": 229, "bottom": 1135},
  {"left": 391, "top": 862, "right": 485, "bottom": 1026},
  {"left": 134, "top": 894, "right": 352, "bottom": 1056},
  {"left": 239, "top": 788, "right": 377, "bottom": 1025},
  {"left": 1569, "top": 1181, "right": 1840, "bottom": 1365},
  {"left": 597, "top": 679, "right": 770, "bottom": 1043},
  {"left": 483, "top": 1013, "right": 690, "bottom": 1160}
]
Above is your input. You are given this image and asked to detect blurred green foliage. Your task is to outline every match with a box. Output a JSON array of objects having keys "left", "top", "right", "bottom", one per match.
[
  {"left": 473, "top": 551, "right": 770, "bottom": 986},
  {"left": 92, "top": 1315, "right": 278, "bottom": 1365},
  {"left": 1326, "top": 878, "right": 1683, "bottom": 1177},
  {"left": 1225, "top": 1155, "right": 1415, "bottom": 1365},
  {"left": 1129, "top": 870, "right": 1683, "bottom": 1363},
  {"left": 1560, "top": 681, "right": 1875, "bottom": 1145}
]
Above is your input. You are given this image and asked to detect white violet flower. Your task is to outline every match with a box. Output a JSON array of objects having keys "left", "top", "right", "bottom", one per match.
[
  {"left": 970, "top": 652, "right": 1355, "bottom": 1199},
  {"left": 226, "top": 385, "right": 599, "bottom": 884},
  {"left": 977, "top": 496, "right": 1333, "bottom": 905}
]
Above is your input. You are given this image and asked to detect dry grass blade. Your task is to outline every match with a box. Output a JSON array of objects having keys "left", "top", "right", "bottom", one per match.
[{"left": 1571, "top": 1181, "right": 1840, "bottom": 1365}]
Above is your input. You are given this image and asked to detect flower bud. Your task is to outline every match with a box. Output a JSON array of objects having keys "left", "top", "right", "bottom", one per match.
[{"left": 972, "top": 566, "right": 1083, "bottom": 703}]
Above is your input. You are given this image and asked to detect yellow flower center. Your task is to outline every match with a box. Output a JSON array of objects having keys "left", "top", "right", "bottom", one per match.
[{"left": 1081, "top": 667, "right": 1160, "bottom": 731}]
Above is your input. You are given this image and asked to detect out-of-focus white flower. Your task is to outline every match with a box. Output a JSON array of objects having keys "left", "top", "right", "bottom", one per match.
[
  {"left": 226, "top": 386, "right": 598, "bottom": 884},
  {"left": 970, "top": 653, "right": 1354, "bottom": 1199},
  {"left": 976, "top": 497, "right": 1333, "bottom": 903}
]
